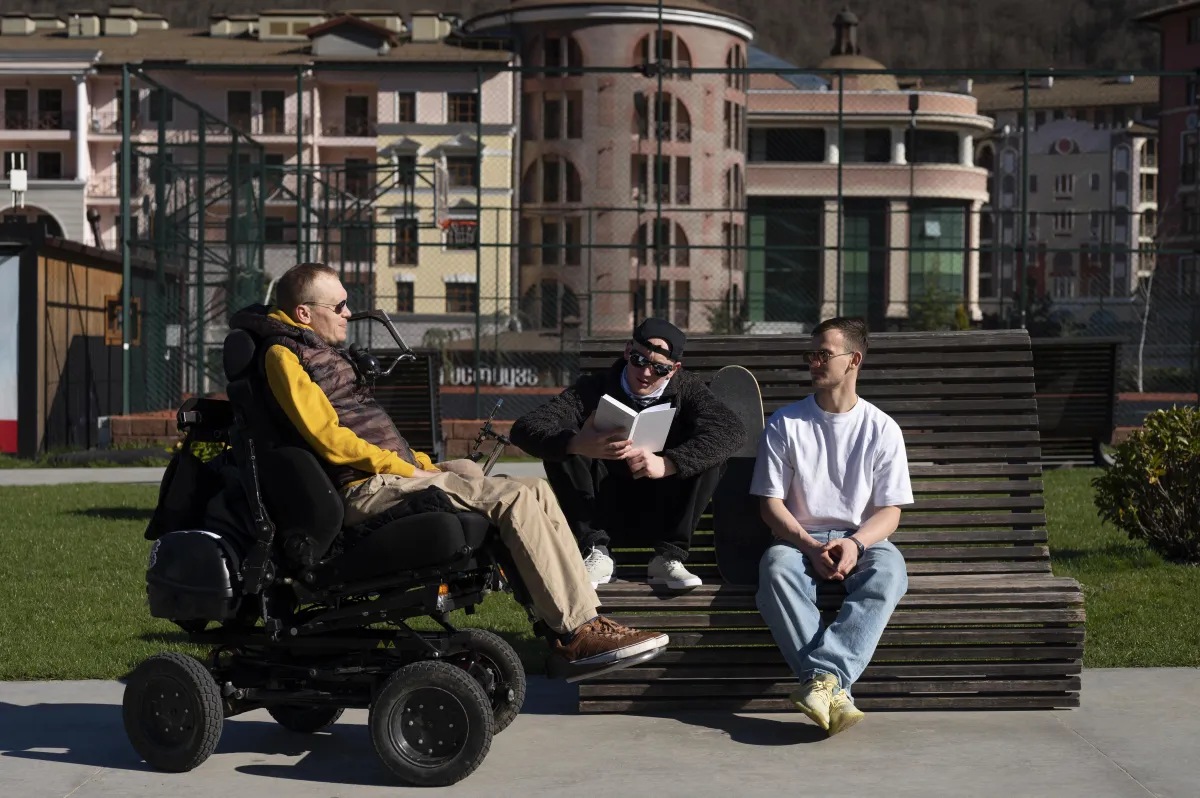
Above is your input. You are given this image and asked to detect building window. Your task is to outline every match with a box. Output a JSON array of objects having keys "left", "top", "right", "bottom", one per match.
[
  {"left": 3, "top": 150, "right": 27, "bottom": 178},
  {"left": 630, "top": 279, "right": 647, "bottom": 321},
  {"left": 445, "top": 282, "right": 478, "bottom": 313},
  {"left": 749, "top": 128, "right": 825, "bottom": 163},
  {"left": 1054, "top": 174, "right": 1075, "bottom": 198},
  {"left": 147, "top": 89, "right": 173, "bottom": 123},
  {"left": 1140, "top": 172, "right": 1157, "bottom": 200},
  {"left": 36, "top": 151, "right": 63, "bottom": 180},
  {"left": 1183, "top": 132, "right": 1198, "bottom": 185},
  {"left": 905, "top": 129, "right": 959, "bottom": 164},
  {"left": 526, "top": 156, "right": 582, "bottom": 203},
  {"left": 394, "top": 218, "right": 418, "bottom": 265},
  {"left": 725, "top": 44, "right": 746, "bottom": 90},
  {"left": 448, "top": 93, "right": 478, "bottom": 124},
  {"left": 1181, "top": 257, "right": 1198, "bottom": 297},
  {"left": 445, "top": 220, "right": 478, "bottom": 250},
  {"left": 538, "top": 216, "right": 583, "bottom": 267},
  {"left": 1053, "top": 211, "right": 1074, "bottom": 235},
  {"left": 446, "top": 156, "right": 478, "bottom": 188},
  {"left": 633, "top": 219, "right": 689, "bottom": 268},
  {"left": 843, "top": 129, "right": 891, "bottom": 163},
  {"left": 634, "top": 92, "right": 691, "bottom": 142},
  {"left": 1029, "top": 174, "right": 1038, "bottom": 193},
  {"left": 543, "top": 35, "right": 584, "bottom": 75},
  {"left": 637, "top": 31, "right": 692, "bottom": 78},
  {"left": 395, "top": 281, "right": 414, "bottom": 313},
  {"left": 397, "top": 92, "right": 415, "bottom": 123},
  {"left": 540, "top": 92, "right": 583, "bottom": 140},
  {"left": 673, "top": 280, "right": 690, "bottom": 328}
]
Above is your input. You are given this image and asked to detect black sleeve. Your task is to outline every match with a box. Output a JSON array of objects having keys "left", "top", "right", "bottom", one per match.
[
  {"left": 509, "top": 380, "right": 592, "bottom": 462},
  {"left": 661, "top": 376, "right": 746, "bottom": 479}
]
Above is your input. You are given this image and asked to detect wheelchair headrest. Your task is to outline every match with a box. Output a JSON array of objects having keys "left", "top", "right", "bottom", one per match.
[{"left": 223, "top": 330, "right": 258, "bottom": 383}]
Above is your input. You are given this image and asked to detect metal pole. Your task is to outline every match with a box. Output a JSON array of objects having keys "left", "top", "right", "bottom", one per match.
[
  {"left": 231, "top": 135, "right": 240, "bottom": 299},
  {"left": 196, "top": 123, "right": 206, "bottom": 393},
  {"left": 836, "top": 70, "right": 844, "bottom": 317},
  {"left": 1019, "top": 70, "right": 1031, "bottom": 327},
  {"left": 654, "top": 0, "right": 665, "bottom": 318},
  {"left": 296, "top": 66, "right": 304, "bottom": 265},
  {"left": 474, "top": 66, "right": 484, "bottom": 418},
  {"left": 119, "top": 65, "right": 132, "bottom": 414},
  {"left": 586, "top": 207, "right": 594, "bottom": 336}
]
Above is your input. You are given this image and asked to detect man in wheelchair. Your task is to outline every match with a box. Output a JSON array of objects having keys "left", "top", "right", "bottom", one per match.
[{"left": 126, "top": 262, "right": 666, "bottom": 787}]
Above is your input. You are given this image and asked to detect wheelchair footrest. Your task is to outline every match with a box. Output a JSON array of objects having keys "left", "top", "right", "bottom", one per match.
[{"left": 546, "top": 645, "right": 665, "bottom": 684}]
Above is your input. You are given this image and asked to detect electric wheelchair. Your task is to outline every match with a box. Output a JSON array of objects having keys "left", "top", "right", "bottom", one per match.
[{"left": 124, "top": 317, "right": 533, "bottom": 787}]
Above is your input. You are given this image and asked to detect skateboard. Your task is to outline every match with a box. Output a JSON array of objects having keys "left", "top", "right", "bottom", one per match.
[{"left": 709, "top": 365, "right": 773, "bottom": 586}]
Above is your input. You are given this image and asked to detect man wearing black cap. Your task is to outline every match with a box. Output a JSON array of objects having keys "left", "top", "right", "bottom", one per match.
[{"left": 510, "top": 318, "right": 745, "bottom": 590}]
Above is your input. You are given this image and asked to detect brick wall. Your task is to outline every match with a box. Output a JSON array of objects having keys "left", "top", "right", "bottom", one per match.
[{"left": 441, "top": 419, "right": 530, "bottom": 461}]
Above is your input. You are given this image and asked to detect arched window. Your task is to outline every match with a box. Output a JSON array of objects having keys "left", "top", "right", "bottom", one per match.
[
  {"left": 632, "top": 219, "right": 689, "bottom": 268},
  {"left": 543, "top": 35, "right": 583, "bottom": 75},
  {"left": 636, "top": 31, "right": 692, "bottom": 79},
  {"left": 725, "top": 44, "right": 746, "bottom": 90},
  {"left": 521, "top": 156, "right": 583, "bottom": 204},
  {"left": 633, "top": 92, "right": 692, "bottom": 141}
]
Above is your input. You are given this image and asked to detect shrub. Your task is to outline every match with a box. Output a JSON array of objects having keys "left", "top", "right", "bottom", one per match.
[{"left": 1092, "top": 406, "right": 1200, "bottom": 564}]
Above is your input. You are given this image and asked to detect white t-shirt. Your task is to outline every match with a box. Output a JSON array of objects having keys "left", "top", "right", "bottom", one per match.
[{"left": 750, "top": 395, "right": 914, "bottom": 531}]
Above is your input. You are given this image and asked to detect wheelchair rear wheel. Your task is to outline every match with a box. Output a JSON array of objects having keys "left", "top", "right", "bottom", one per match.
[
  {"left": 267, "top": 704, "right": 345, "bottom": 733},
  {"left": 448, "top": 629, "right": 526, "bottom": 733},
  {"left": 369, "top": 660, "right": 494, "bottom": 787},
  {"left": 122, "top": 653, "right": 224, "bottom": 773}
]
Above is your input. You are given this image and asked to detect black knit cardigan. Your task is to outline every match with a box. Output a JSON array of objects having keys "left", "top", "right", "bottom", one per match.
[{"left": 509, "top": 359, "right": 745, "bottom": 480}]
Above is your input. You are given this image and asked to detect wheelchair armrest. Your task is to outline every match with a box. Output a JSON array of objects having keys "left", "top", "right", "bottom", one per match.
[{"left": 177, "top": 398, "right": 234, "bottom": 442}]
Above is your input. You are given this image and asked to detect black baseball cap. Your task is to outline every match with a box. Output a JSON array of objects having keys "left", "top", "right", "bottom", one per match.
[{"left": 633, "top": 317, "right": 686, "bottom": 361}]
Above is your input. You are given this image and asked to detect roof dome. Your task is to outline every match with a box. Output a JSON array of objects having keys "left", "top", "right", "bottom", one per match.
[{"left": 817, "top": 6, "right": 897, "bottom": 91}]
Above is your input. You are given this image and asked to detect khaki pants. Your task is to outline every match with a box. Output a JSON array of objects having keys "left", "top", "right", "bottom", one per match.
[{"left": 342, "top": 470, "right": 599, "bottom": 634}]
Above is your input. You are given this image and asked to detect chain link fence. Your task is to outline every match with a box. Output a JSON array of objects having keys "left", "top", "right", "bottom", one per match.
[{"left": 112, "top": 61, "right": 1198, "bottom": 427}]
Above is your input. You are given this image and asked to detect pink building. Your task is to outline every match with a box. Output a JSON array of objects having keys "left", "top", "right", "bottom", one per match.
[
  {"left": 745, "top": 10, "right": 991, "bottom": 331},
  {"left": 1136, "top": 1, "right": 1200, "bottom": 299},
  {"left": 466, "top": 0, "right": 755, "bottom": 334}
]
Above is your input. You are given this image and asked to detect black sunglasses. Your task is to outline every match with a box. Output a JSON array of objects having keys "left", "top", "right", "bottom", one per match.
[
  {"left": 629, "top": 351, "right": 674, "bottom": 376},
  {"left": 305, "top": 300, "right": 348, "bottom": 314}
]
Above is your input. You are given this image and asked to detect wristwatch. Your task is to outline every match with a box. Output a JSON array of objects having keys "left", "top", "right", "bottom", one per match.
[{"left": 847, "top": 535, "right": 866, "bottom": 558}]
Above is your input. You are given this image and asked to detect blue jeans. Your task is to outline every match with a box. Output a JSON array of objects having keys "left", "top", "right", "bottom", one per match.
[{"left": 756, "top": 531, "right": 908, "bottom": 696}]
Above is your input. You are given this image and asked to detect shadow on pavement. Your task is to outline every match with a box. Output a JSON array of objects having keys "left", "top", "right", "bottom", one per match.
[{"left": 650, "top": 711, "right": 827, "bottom": 746}]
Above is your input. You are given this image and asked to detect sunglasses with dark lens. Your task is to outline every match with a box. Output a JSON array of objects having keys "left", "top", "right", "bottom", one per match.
[
  {"left": 802, "top": 350, "right": 853, "bottom": 365},
  {"left": 305, "top": 300, "right": 348, "bottom": 314},
  {"left": 629, "top": 351, "right": 674, "bottom": 376}
]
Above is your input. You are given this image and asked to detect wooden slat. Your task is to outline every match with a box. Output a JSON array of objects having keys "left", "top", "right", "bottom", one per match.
[
  {"left": 607, "top": 608, "right": 1084, "bottom": 628},
  {"left": 610, "top": 560, "right": 1055, "bottom": 577},
  {"left": 578, "top": 694, "right": 1079, "bottom": 712},
  {"left": 635, "top": 645, "right": 1083, "bottom": 666},
  {"left": 590, "top": 661, "right": 1083, "bottom": 681},
  {"left": 653, "top": 628, "right": 1084, "bottom": 647},
  {"left": 600, "top": 590, "right": 1082, "bottom": 611},
  {"left": 597, "top": 574, "right": 1080, "bottom": 597},
  {"left": 580, "top": 677, "right": 1082, "bottom": 700}
]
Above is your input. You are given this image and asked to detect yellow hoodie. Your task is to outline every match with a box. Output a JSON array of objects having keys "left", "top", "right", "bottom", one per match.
[{"left": 261, "top": 309, "right": 437, "bottom": 480}]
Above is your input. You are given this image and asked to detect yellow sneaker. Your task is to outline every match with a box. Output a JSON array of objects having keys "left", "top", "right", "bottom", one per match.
[
  {"left": 788, "top": 674, "right": 838, "bottom": 730},
  {"left": 828, "top": 688, "right": 865, "bottom": 736}
]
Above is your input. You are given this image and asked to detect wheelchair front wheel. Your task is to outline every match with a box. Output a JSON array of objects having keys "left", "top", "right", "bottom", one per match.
[
  {"left": 448, "top": 629, "right": 526, "bottom": 733},
  {"left": 369, "top": 660, "right": 494, "bottom": 787},
  {"left": 123, "top": 653, "right": 224, "bottom": 773},
  {"left": 267, "top": 704, "right": 345, "bottom": 734}
]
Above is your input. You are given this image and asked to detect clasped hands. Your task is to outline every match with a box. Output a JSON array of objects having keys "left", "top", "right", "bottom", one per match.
[
  {"left": 567, "top": 412, "right": 672, "bottom": 479},
  {"left": 801, "top": 537, "right": 860, "bottom": 582}
]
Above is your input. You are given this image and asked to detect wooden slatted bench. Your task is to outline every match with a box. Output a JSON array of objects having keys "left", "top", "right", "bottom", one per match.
[{"left": 576, "top": 330, "right": 1085, "bottom": 713}]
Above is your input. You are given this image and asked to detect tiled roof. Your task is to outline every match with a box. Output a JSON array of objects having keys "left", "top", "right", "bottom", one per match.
[
  {"left": 970, "top": 76, "right": 1160, "bottom": 111},
  {"left": 0, "top": 26, "right": 512, "bottom": 66}
]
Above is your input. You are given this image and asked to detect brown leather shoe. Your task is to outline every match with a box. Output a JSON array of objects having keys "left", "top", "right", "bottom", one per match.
[{"left": 551, "top": 616, "right": 668, "bottom": 667}]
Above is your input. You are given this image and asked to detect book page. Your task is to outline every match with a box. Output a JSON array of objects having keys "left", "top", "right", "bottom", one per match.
[
  {"left": 594, "top": 393, "right": 637, "bottom": 438},
  {"left": 629, "top": 403, "right": 676, "bottom": 452}
]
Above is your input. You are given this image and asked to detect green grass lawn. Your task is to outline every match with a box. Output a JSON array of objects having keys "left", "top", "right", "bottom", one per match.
[{"left": 0, "top": 469, "right": 1196, "bottom": 680}]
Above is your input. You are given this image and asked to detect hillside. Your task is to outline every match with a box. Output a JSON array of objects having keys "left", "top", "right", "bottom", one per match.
[{"left": 6, "top": 0, "right": 1165, "bottom": 72}]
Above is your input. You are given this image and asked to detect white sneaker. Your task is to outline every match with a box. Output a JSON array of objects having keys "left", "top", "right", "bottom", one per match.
[
  {"left": 583, "top": 546, "right": 615, "bottom": 588},
  {"left": 647, "top": 555, "right": 702, "bottom": 590}
]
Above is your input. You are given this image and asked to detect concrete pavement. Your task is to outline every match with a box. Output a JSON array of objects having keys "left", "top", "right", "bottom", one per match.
[{"left": 1, "top": 669, "right": 1197, "bottom": 797}]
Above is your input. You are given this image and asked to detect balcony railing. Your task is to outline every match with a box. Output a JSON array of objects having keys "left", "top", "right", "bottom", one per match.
[
  {"left": 321, "top": 115, "right": 377, "bottom": 137},
  {"left": 2, "top": 111, "right": 76, "bottom": 131}
]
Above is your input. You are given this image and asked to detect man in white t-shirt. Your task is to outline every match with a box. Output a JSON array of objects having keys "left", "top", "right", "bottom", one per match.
[{"left": 750, "top": 317, "right": 913, "bottom": 736}]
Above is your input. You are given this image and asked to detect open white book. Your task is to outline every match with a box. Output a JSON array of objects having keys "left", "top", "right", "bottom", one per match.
[{"left": 593, "top": 394, "right": 677, "bottom": 452}]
